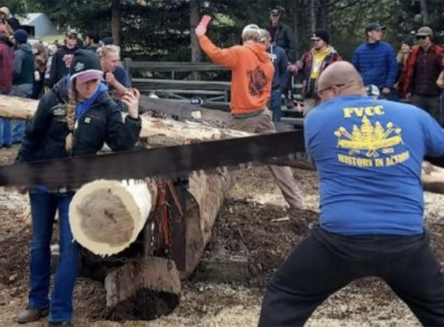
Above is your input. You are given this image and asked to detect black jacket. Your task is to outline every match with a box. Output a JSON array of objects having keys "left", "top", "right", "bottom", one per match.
[
  {"left": 16, "top": 77, "right": 141, "bottom": 164},
  {"left": 48, "top": 46, "right": 78, "bottom": 88},
  {"left": 267, "top": 23, "right": 295, "bottom": 62}
]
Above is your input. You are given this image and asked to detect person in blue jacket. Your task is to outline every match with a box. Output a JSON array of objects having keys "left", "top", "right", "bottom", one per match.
[
  {"left": 352, "top": 23, "right": 397, "bottom": 101},
  {"left": 260, "top": 29, "right": 289, "bottom": 122},
  {"left": 258, "top": 61, "right": 444, "bottom": 326}
]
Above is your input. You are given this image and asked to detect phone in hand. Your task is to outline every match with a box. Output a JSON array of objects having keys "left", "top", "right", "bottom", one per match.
[{"left": 200, "top": 15, "right": 212, "bottom": 28}]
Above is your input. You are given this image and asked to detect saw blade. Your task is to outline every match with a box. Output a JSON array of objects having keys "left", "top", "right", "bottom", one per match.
[{"left": 0, "top": 130, "right": 306, "bottom": 188}]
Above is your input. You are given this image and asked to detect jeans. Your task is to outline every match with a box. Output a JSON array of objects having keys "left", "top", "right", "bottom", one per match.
[
  {"left": 28, "top": 190, "right": 79, "bottom": 323},
  {"left": 270, "top": 90, "right": 282, "bottom": 122},
  {"left": 259, "top": 226, "right": 444, "bottom": 327},
  {"left": 10, "top": 83, "right": 32, "bottom": 143},
  {"left": 0, "top": 118, "right": 12, "bottom": 147}
]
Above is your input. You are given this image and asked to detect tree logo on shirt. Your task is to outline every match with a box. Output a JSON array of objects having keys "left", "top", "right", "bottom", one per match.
[
  {"left": 248, "top": 66, "right": 268, "bottom": 97},
  {"left": 333, "top": 107, "right": 411, "bottom": 168},
  {"left": 334, "top": 115, "right": 403, "bottom": 157}
]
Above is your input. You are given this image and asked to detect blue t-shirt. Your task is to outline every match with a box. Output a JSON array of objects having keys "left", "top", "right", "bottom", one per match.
[{"left": 304, "top": 95, "right": 444, "bottom": 235}]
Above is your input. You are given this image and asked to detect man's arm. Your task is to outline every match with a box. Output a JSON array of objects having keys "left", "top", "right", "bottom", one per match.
[
  {"left": 352, "top": 47, "right": 360, "bottom": 71},
  {"left": 197, "top": 35, "right": 239, "bottom": 68},
  {"left": 195, "top": 22, "right": 239, "bottom": 68},
  {"left": 384, "top": 44, "right": 398, "bottom": 89}
]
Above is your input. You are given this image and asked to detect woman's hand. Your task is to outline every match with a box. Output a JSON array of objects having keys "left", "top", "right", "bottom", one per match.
[{"left": 121, "top": 88, "right": 140, "bottom": 119}]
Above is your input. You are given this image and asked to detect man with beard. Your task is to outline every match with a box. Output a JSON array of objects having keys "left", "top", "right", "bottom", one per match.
[
  {"left": 85, "top": 32, "right": 100, "bottom": 53},
  {"left": 288, "top": 29, "right": 341, "bottom": 116}
]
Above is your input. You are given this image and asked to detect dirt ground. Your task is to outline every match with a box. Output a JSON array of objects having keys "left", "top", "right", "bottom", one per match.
[{"left": 1, "top": 145, "right": 444, "bottom": 326}]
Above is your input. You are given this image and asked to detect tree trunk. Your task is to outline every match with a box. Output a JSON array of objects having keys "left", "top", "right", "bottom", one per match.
[
  {"left": 419, "top": 0, "right": 430, "bottom": 25},
  {"left": 111, "top": 0, "right": 121, "bottom": 46},
  {"left": 309, "top": 0, "right": 316, "bottom": 32},
  {"left": 189, "top": 0, "right": 202, "bottom": 80}
]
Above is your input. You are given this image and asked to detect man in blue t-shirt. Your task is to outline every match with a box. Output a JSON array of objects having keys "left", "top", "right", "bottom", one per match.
[{"left": 258, "top": 61, "right": 444, "bottom": 326}]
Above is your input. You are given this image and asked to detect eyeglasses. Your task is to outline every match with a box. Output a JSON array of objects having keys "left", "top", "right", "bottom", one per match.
[{"left": 316, "top": 83, "right": 352, "bottom": 97}]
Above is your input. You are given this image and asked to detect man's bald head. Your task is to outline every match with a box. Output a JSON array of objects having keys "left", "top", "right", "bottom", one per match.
[{"left": 317, "top": 61, "right": 366, "bottom": 102}]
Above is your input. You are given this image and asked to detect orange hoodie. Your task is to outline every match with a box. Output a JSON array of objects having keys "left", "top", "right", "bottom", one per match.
[{"left": 198, "top": 35, "right": 274, "bottom": 115}]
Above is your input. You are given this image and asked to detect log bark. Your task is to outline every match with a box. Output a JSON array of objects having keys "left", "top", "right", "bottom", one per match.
[{"left": 69, "top": 179, "right": 156, "bottom": 256}]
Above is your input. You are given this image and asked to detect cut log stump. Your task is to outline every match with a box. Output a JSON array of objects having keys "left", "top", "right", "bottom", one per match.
[{"left": 104, "top": 257, "right": 181, "bottom": 320}]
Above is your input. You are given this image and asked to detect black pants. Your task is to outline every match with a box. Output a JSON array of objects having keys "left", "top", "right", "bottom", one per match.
[{"left": 258, "top": 225, "right": 444, "bottom": 327}]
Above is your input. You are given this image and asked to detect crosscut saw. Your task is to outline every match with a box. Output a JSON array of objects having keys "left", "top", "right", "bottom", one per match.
[{"left": 0, "top": 130, "right": 306, "bottom": 189}]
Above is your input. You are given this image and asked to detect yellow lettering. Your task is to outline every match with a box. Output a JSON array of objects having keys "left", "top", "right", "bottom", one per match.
[
  {"left": 354, "top": 108, "right": 364, "bottom": 117},
  {"left": 343, "top": 106, "right": 385, "bottom": 118},
  {"left": 374, "top": 105, "right": 384, "bottom": 115},
  {"left": 385, "top": 151, "right": 410, "bottom": 166},
  {"left": 337, "top": 154, "right": 373, "bottom": 167},
  {"left": 343, "top": 107, "right": 353, "bottom": 118},
  {"left": 375, "top": 158, "right": 384, "bottom": 167}
]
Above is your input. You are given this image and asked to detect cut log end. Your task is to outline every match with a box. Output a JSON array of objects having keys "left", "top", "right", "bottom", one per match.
[
  {"left": 77, "top": 188, "right": 134, "bottom": 246},
  {"left": 69, "top": 179, "right": 153, "bottom": 256}
]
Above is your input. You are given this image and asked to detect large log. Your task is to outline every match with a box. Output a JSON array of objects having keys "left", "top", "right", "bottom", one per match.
[{"left": 69, "top": 179, "right": 157, "bottom": 256}]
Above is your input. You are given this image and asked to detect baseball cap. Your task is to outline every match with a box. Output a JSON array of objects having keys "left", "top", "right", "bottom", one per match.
[
  {"left": 365, "top": 23, "right": 386, "bottom": 33},
  {"left": 270, "top": 9, "right": 280, "bottom": 16},
  {"left": 416, "top": 26, "right": 433, "bottom": 37},
  {"left": 242, "top": 24, "right": 261, "bottom": 37},
  {"left": 66, "top": 29, "right": 77, "bottom": 37},
  {"left": 366, "top": 84, "right": 380, "bottom": 97},
  {"left": 69, "top": 50, "right": 104, "bottom": 83},
  {"left": 76, "top": 71, "right": 103, "bottom": 83}
]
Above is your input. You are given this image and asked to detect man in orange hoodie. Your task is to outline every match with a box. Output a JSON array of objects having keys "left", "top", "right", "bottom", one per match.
[{"left": 196, "top": 22, "right": 304, "bottom": 213}]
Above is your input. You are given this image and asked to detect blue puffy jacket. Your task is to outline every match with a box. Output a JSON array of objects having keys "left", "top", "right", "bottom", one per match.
[{"left": 352, "top": 41, "right": 398, "bottom": 90}]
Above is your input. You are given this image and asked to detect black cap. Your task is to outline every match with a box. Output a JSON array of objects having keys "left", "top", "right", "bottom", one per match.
[
  {"left": 365, "top": 23, "right": 386, "bottom": 33},
  {"left": 69, "top": 49, "right": 103, "bottom": 82},
  {"left": 311, "top": 29, "right": 330, "bottom": 44},
  {"left": 102, "top": 37, "right": 114, "bottom": 45}
]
